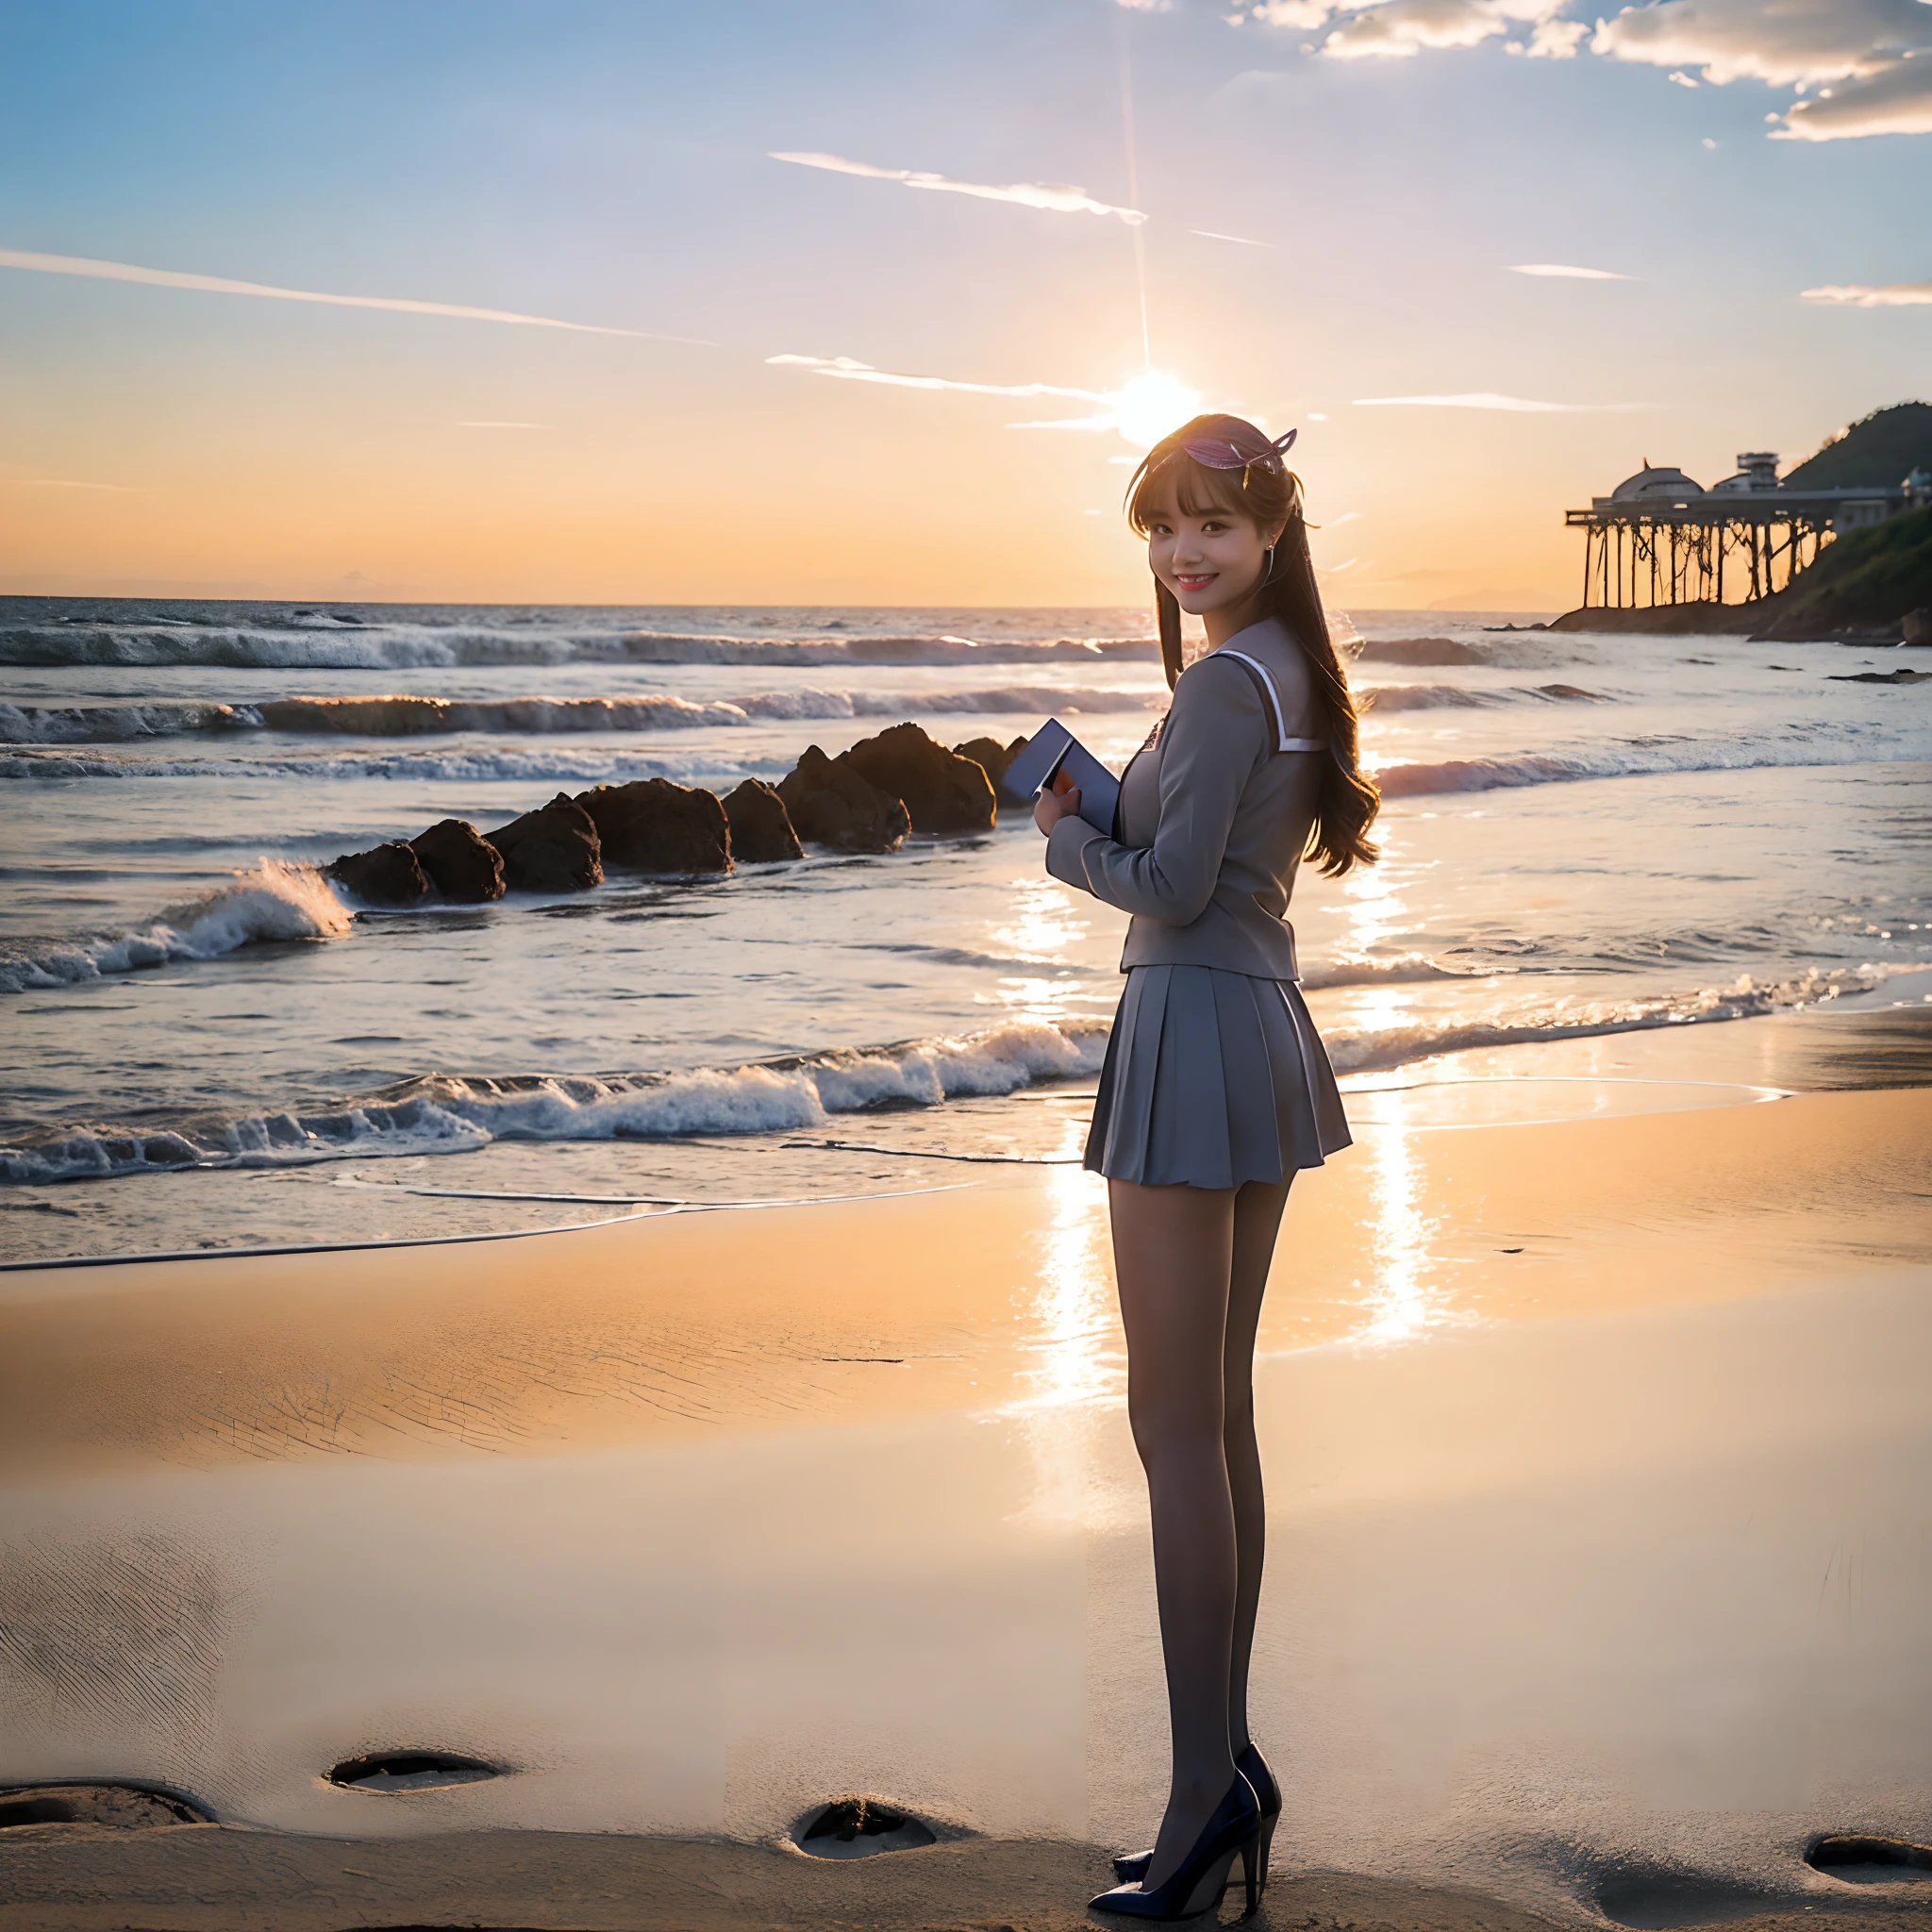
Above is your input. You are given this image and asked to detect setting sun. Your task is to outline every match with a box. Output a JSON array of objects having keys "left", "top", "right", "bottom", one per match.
[{"left": 1111, "top": 371, "right": 1202, "bottom": 449}]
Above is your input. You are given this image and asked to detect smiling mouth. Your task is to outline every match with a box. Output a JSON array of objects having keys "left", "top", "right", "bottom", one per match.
[{"left": 1174, "top": 573, "right": 1217, "bottom": 591}]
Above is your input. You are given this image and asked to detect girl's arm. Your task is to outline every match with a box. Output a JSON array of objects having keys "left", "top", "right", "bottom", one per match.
[{"left": 1042, "top": 657, "right": 1266, "bottom": 924}]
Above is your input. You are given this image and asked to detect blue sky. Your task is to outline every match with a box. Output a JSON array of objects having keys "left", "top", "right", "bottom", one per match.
[{"left": 2, "top": 0, "right": 1926, "bottom": 608}]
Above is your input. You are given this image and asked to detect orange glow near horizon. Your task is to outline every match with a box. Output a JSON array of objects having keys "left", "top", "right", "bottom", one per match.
[{"left": 1, "top": 298, "right": 1659, "bottom": 612}]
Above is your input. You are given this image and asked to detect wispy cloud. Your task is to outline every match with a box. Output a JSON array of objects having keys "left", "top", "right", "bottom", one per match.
[
  {"left": 456, "top": 420, "right": 550, "bottom": 428},
  {"left": 1507, "top": 262, "right": 1634, "bottom": 279},
  {"left": 7, "top": 476, "right": 142, "bottom": 491},
  {"left": 769, "top": 152, "right": 1146, "bottom": 224},
  {"left": 767, "top": 353, "right": 1107, "bottom": 400},
  {"left": 0, "top": 248, "right": 709, "bottom": 341},
  {"left": 1801, "top": 280, "right": 1932, "bottom": 306},
  {"left": 770, "top": 358, "right": 1202, "bottom": 448},
  {"left": 1353, "top": 392, "right": 1651, "bottom": 411},
  {"left": 1191, "top": 227, "right": 1278, "bottom": 247}
]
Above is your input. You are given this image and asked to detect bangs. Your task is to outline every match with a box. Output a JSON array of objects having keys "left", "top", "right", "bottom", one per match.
[{"left": 1128, "top": 454, "right": 1266, "bottom": 534}]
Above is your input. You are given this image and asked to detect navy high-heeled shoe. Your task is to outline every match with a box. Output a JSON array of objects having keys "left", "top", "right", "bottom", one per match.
[
  {"left": 1112, "top": 1742, "right": 1281, "bottom": 1890},
  {"left": 1090, "top": 1773, "right": 1260, "bottom": 1920}
]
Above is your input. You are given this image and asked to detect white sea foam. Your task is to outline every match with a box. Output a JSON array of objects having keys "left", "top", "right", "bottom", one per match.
[
  {"left": 11, "top": 713, "right": 1923, "bottom": 794},
  {"left": 0, "top": 860, "right": 352, "bottom": 994},
  {"left": 0, "top": 746, "right": 768, "bottom": 785},
  {"left": 1299, "top": 954, "right": 1464, "bottom": 991},
  {"left": 9, "top": 962, "right": 1924, "bottom": 1187},
  {"left": 1323, "top": 962, "right": 1928, "bottom": 1074},
  {"left": 0, "top": 1018, "right": 1115, "bottom": 1183}
]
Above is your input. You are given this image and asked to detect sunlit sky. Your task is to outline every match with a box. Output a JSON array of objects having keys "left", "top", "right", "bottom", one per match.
[{"left": 3, "top": 1, "right": 1926, "bottom": 609}]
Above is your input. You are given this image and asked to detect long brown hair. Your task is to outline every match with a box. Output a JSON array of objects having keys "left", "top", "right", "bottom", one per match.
[{"left": 1126, "top": 421, "right": 1380, "bottom": 875}]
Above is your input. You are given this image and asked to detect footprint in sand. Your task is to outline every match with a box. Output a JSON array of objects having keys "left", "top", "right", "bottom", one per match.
[
  {"left": 326, "top": 1751, "right": 501, "bottom": 1793},
  {"left": 1808, "top": 1834, "right": 1932, "bottom": 1884},
  {"left": 0, "top": 1782, "right": 211, "bottom": 1831}
]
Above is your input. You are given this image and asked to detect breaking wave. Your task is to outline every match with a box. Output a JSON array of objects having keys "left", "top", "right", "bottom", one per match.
[
  {"left": 6, "top": 962, "right": 1920, "bottom": 1186},
  {"left": 0, "top": 685, "right": 1158, "bottom": 745},
  {"left": 1322, "top": 962, "right": 1926, "bottom": 1075},
  {"left": 0, "top": 860, "right": 351, "bottom": 994},
  {"left": 0, "top": 1018, "right": 1115, "bottom": 1184},
  {"left": 1356, "top": 634, "right": 1593, "bottom": 670},
  {"left": 0, "top": 624, "right": 1156, "bottom": 672},
  {"left": 1374, "top": 720, "right": 1931, "bottom": 799},
  {"left": 0, "top": 746, "right": 784, "bottom": 785},
  {"left": 1300, "top": 954, "right": 1464, "bottom": 991},
  {"left": 1361, "top": 682, "right": 1611, "bottom": 714}
]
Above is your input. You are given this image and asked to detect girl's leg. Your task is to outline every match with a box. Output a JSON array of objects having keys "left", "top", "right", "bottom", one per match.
[
  {"left": 1107, "top": 1175, "right": 1241, "bottom": 1888},
  {"left": 1224, "top": 1176, "right": 1291, "bottom": 1756}
]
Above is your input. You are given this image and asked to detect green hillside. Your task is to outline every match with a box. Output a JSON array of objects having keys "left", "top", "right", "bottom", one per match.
[
  {"left": 1782, "top": 402, "right": 1932, "bottom": 490},
  {"left": 1755, "top": 505, "right": 1932, "bottom": 639}
]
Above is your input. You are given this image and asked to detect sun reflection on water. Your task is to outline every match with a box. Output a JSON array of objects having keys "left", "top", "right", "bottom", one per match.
[
  {"left": 1002, "top": 1150, "right": 1136, "bottom": 1529},
  {"left": 1356, "top": 1103, "right": 1442, "bottom": 1342},
  {"left": 1341, "top": 824, "right": 1407, "bottom": 955},
  {"left": 992, "top": 877, "right": 1086, "bottom": 962}
]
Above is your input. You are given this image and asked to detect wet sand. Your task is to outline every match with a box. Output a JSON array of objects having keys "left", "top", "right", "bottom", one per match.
[{"left": 3, "top": 1084, "right": 1930, "bottom": 1929}]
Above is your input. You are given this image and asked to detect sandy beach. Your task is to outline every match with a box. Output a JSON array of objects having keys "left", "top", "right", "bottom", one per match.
[{"left": 4, "top": 1066, "right": 1930, "bottom": 1930}]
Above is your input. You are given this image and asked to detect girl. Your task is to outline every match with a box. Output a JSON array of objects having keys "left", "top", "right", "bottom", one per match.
[{"left": 1034, "top": 413, "right": 1379, "bottom": 1919}]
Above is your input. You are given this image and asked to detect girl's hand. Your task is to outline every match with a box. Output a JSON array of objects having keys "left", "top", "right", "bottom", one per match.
[{"left": 1033, "top": 770, "right": 1081, "bottom": 835}]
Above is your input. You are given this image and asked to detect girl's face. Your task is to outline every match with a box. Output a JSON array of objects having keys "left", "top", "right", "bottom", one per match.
[{"left": 1140, "top": 483, "right": 1282, "bottom": 620}]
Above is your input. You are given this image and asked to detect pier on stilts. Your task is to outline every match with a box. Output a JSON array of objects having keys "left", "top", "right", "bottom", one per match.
[{"left": 1565, "top": 453, "right": 1922, "bottom": 614}]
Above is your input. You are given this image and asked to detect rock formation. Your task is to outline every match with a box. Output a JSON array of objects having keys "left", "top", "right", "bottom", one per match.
[
  {"left": 776, "top": 746, "right": 910, "bottom": 854},
  {"left": 843, "top": 722, "right": 996, "bottom": 834},
  {"left": 953, "top": 734, "right": 1033, "bottom": 807},
  {"left": 327, "top": 841, "right": 428, "bottom": 908},
  {"left": 486, "top": 792, "right": 603, "bottom": 892},
  {"left": 575, "top": 779, "right": 731, "bottom": 874},
  {"left": 409, "top": 818, "right": 506, "bottom": 902},
  {"left": 722, "top": 778, "right": 804, "bottom": 862}
]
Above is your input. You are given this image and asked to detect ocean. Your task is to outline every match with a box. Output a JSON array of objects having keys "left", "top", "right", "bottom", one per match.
[{"left": 4, "top": 596, "right": 1929, "bottom": 1266}]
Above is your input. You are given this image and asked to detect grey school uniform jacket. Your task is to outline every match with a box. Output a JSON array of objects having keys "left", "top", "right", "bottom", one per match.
[{"left": 1043, "top": 616, "right": 1324, "bottom": 982}]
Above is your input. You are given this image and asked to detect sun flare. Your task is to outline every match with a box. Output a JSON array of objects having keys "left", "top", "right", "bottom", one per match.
[{"left": 1111, "top": 372, "right": 1201, "bottom": 449}]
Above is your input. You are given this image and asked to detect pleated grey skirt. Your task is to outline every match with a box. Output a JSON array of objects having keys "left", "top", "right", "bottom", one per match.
[{"left": 1085, "top": 965, "right": 1352, "bottom": 1190}]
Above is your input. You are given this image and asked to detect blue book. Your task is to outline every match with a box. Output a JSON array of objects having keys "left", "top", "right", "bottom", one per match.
[{"left": 1003, "top": 718, "right": 1122, "bottom": 837}]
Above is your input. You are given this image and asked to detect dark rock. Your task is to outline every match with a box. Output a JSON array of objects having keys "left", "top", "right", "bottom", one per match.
[
  {"left": 794, "top": 1796, "right": 938, "bottom": 1859},
  {"left": 722, "top": 778, "right": 803, "bottom": 862},
  {"left": 486, "top": 792, "right": 603, "bottom": 892},
  {"left": 326, "top": 841, "right": 428, "bottom": 908},
  {"left": 409, "top": 819, "right": 505, "bottom": 902},
  {"left": 776, "top": 746, "right": 909, "bottom": 854},
  {"left": 575, "top": 779, "right": 731, "bottom": 874},
  {"left": 843, "top": 722, "right": 996, "bottom": 834},
  {"left": 953, "top": 734, "right": 1033, "bottom": 807}
]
